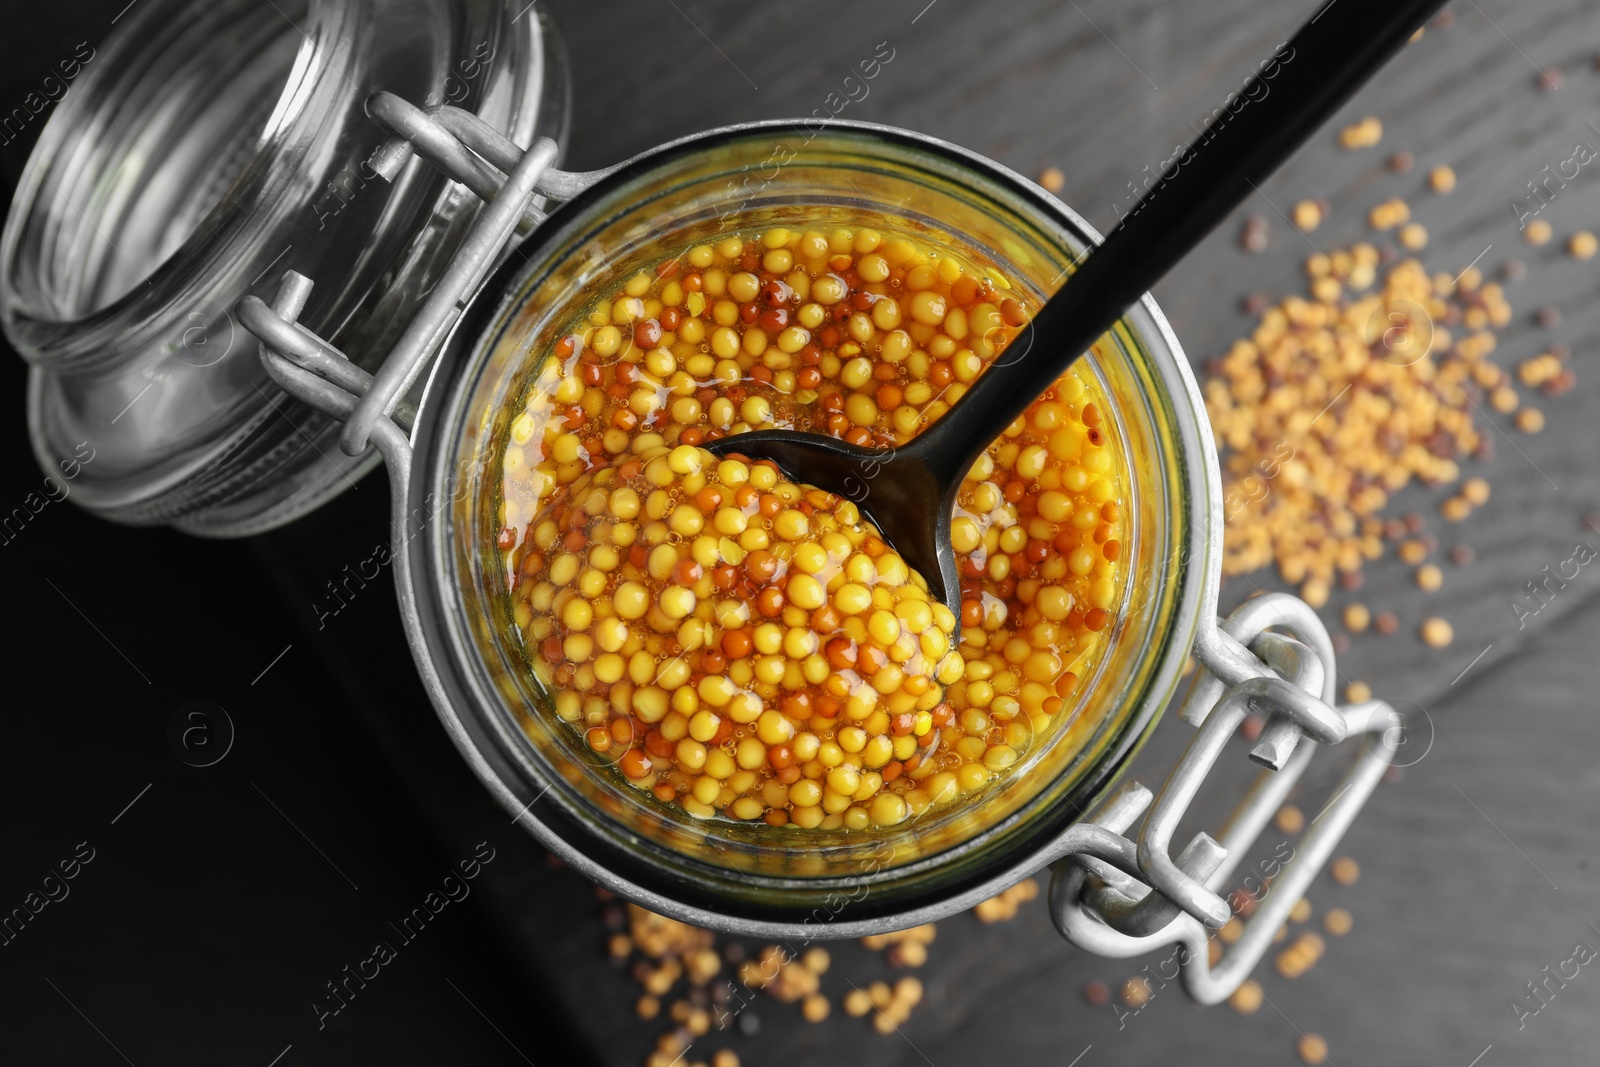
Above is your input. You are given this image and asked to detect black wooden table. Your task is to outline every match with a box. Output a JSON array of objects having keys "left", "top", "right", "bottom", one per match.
[{"left": 3, "top": 2, "right": 1598, "bottom": 1065}]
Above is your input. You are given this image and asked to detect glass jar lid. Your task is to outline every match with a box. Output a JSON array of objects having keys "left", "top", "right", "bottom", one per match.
[{"left": 0, "top": 0, "right": 570, "bottom": 535}]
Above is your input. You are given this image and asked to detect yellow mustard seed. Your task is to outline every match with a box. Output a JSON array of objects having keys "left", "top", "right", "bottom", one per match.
[
  {"left": 500, "top": 222, "right": 1130, "bottom": 833},
  {"left": 1331, "top": 855, "right": 1361, "bottom": 885}
]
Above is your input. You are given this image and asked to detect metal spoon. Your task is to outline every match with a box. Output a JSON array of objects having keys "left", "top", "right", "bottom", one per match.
[{"left": 705, "top": 0, "right": 1444, "bottom": 614}]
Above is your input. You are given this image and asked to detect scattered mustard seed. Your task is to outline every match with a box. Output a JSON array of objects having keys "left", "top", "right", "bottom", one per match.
[
  {"left": 1230, "top": 979, "right": 1264, "bottom": 1014},
  {"left": 1516, "top": 407, "right": 1546, "bottom": 434},
  {"left": 1525, "top": 218, "right": 1553, "bottom": 245},
  {"left": 1289, "top": 897, "right": 1313, "bottom": 923},
  {"left": 1324, "top": 908, "right": 1353, "bottom": 936},
  {"left": 1293, "top": 199, "right": 1324, "bottom": 231},
  {"left": 1345, "top": 680, "right": 1372, "bottom": 704},
  {"left": 1399, "top": 222, "right": 1428, "bottom": 250},
  {"left": 1339, "top": 116, "right": 1383, "bottom": 149},
  {"left": 1121, "top": 976, "right": 1153, "bottom": 1008},
  {"left": 1461, "top": 477, "right": 1490, "bottom": 505},
  {"left": 1276, "top": 805, "right": 1306, "bottom": 835},
  {"left": 1570, "top": 231, "right": 1598, "bottom": 259},
  {"left": 1420, "top": 617, "right": 1453, "bottom": 648},
  {"left": 1298, "top": 1033, "right": 1331, "bottom": 1065},
  {"left": 1429, "top": 164, "right": 1456, "bottom": 193},
  {"left": 1331, "top": 856, "right": 1361, "bottom": 885},
  {"left": 1344, "top": 603, "right": 1371, "bottom": 633},
  {"left": 1038, "top": 166, "right": 1065, "bottom": 193},
  {"left": 1416, "top": 564, "right": 1443, "bottom": 592},
  {"left": 1368, "top": 198, "right": 1411, "bottom": 230}
]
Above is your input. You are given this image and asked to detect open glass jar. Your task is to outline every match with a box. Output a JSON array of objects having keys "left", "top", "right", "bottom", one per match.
[{"left": 2, "top": 0, "right": 1402, "bottom": 1004}]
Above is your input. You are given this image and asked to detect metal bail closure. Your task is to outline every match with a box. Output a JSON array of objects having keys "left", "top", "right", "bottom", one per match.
[{"left": 1047, "top": 592, "right": 1397, "bottom": 1003}]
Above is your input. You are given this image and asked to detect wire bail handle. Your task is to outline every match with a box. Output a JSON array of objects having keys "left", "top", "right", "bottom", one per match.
[
  {"left": 237, "top": 91, "right": 618, "bottom": 447},
  {"left": 1049, "top": 592, "right": 1401, "bottom": 1003}
]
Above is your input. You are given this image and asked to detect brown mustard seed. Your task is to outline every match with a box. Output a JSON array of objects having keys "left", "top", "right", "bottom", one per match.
[
  {"left": 1388, "top": 151, "right": 1414, "bottom": 173},
  {"left": 1241, "top": 213, "right": 1270, "bottom": 252},
  {"left": 1324, "top": 907, "right": 1353, "bottom": 936},
  {"left": 1374, "top": 611, "right": 1399, "bottom": 635},
  {"left": 1449, "top": 544, "right": 1474, "bottom": 565},
  {"left": 1538, "top": 67, "right": 1562, "bottom": 92},
  {"left": 1083, "top": 979, "right": 1111, "bottom": 1007},
  {"left": 1420, "top": 617, "right": 1453, "bottom": 648}
]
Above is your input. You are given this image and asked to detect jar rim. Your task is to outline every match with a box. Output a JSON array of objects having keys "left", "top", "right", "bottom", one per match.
[{"left": 407, "top": 117, "right": 1223, "bottom": 936}]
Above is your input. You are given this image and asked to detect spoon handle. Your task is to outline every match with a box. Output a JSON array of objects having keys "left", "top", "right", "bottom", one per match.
[{"left": 911, "top": 0, "right": 1447, "bottom": 485}]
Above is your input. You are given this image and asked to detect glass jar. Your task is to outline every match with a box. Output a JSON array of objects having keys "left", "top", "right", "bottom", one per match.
[
  {"left": 0, "top": 0, "right": 568, "bottom": 534},
  {"left": 2, "top": 6, "right": 1399, "bottom": 1002},
  {"left": 414, "top": 122, "right": 1214, "bottom": 932}
]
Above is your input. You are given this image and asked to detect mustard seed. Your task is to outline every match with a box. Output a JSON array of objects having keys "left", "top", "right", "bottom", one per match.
[
  {"left": 1571, "top": 231, "right": 1598, "bottom": 259},
  {"left": 1416, "top": 564, "right": 1443, "bottom": 592},
  {"left": 1038, "top": 167, "right": 1065, "bottom": 193},
  {"left": 1516, "top": 407, "right": 1546, "bottom": 433},
  {"left": 1339, "top": 116, "right": 1382, "bottom": 149},
  {"left": 1289, "top": 897, "right": 1313, "bottom": 923},
  {"left": 1324, "top": 907, "right": 1353, "bottom": 936},
  {"left": 1345, "top": 681, "right": 1372, "bottom": 704},
  {"left": 1292, "top": 200, "right": 1323, "bottom": 232},
  {"left": 1420, "top": 617, "right": 1453, "bottom": 648},
  {"left": 1331, "top": 856, "right": 1361, "bottom": 885},
  {"left": 1525, "top": 219, "right": 1553, "bottom": 245},
  {"left": 1229, "top": 979, "right": 1264, "bottom": 1014},
  {"left": 1429, "top": 164, "right": 1456, "bottom": 193},
  {"left": 1344, "top": 603, "right": 1371, "bottom": 633},
  {"left": 1298, "top": 1033, "right": 1330, "bottom": 1065},
  {"left": 1276, "top": 804, "right": 1306, "bottom": 835},
  {"left": 1374, "top": 611, "right": 1399, "bottom": 635}
]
